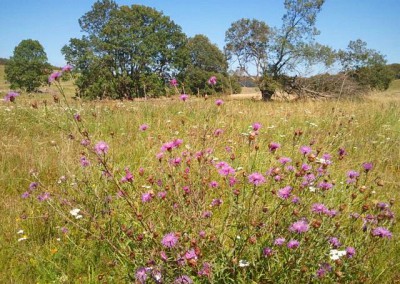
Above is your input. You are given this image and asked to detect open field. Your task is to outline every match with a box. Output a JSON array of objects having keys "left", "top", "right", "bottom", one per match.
[{"left": 1, "top": 71, "right": 399, "bottom": 282}]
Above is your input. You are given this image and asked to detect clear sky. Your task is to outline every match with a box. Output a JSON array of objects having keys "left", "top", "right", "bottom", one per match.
[{"left": 1, "top": 0, "right": 399, "bottom": 68}]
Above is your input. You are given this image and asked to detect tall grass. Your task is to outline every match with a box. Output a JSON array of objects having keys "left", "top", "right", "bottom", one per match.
[{"left": 0, "top": 78, "right": 399, "bottom": 283}]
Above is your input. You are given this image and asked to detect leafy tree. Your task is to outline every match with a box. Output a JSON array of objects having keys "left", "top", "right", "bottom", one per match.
[
  {"left": 225, "top": 0, "right": 332, "bottom": 100},
  {"left": 62, "top": 0, "right": 187, "bottom": 99},
  {"left": 180, "top": 34, "right": 240, "bottom": 95},
  {"left": 5, "top": 39, "right": 51, "bottom": 92},
  {"left": 338, "top": 39, "right": 393, "bottom": 91}
]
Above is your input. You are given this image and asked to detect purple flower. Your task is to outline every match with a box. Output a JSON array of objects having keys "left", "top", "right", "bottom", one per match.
[
  {"left": 268, "top": 142, "right": 281, "bottom": 153},
  {"left": 301, "top": 163, "right": 312, "bottom": 171},
  {"left": 21, "top": 191, "right": 30, "bottom": 198},
  {"left": 94, "top": 141, "right": 109, "bottom": 155},
  {"left": 170, "top": 157, "right": 182, "bottom": 167},
  {"left": 135, "top": 267, "right": 148, "bottom": 284},
  {"left": 218, "top": 165, "right": 235, "bottom": 177},
  {"left": 37, "top": 192, "right": 50, "bottom": 202},
  {"left": 372, "top": 227, "right": 392, "bottom": 239},
  {"left": 248, "top": 172, "right": 266, "bottom": 186},
  {"left": 121, "top": 168, "right": 134, "bottom": 183},
  {"left": 252, "top": 122, "right": 261, "bottom": 131},
  {"left": 311, "top": 203, "right": 328, "bottom": 214},
  {"left": 174, "top": 275, "right": 193, "bottom": 284},
  {"left": 202, "top": 211, "right": 212, "bottom": 218},
  {"left": 274, "top": 237, "right": 286, "bottom": 246},
  {"left": 80, "top": 156, "right": 90, "bottom": 167},
  {"left": 363, "top": 162, "right": 373, "bottom": 172},
  {"left": 289, "top": 220, "right": 309, "bottom": 233},
  {"left": 377, "top": 202, "right": 389, "bottom": 210},
  {"left": 139, "top": 124, "right": 149, "bottom": 131},
  {"left": 81, "top": 139, "right": 90, "bottom": 146},
  {"left": 211, "top": 198, "right": 223, "bottom": 207},
  {"left": 292, "top": 196, "right": 300, "bottom": 204},
  {"left": 277, "top": 186, "right": 292, "bottom": 199},
  {"left": 158, "top": 191, "right": 167, "bottom": 199},
  {"left": 338, "top": 147, "right": 347, "bottom": 157},
  {"left": 263, "top": 247, "right": 274, "bottom": 257},
  {"left": 214, "top": 128, "right": 224, "bottom": 136},
  {"left": 48, "top": 71, "right": 62, "bottom": 83},
  {"left": 185, "top": 249, "right": 197, "bottom": 260},
  {"left": 329, "top": 237, "right": 341, "bottom": 248},
  {"left": 346, "top": 247, "right": 356, "bottom": 258},
  {"left": 4, "top": 91, "right": 19, "bottom": 102},
  {"left": 180, "top": 94, "right": 189, "bottom": 101},
  {"left": 318, "top": 181, "right": 333, "bottom": 191},
  {"left": 198, "top": 262, "right": 211, "bottom": 277},
  {"left": 73, "top": 113, "right": 81, "bottom": 122},
  {"left": 300, "top": 145, "right": 312, "bottom": 155},
  {"left": 29, "top": 182, "right": 38, "bottom": 191},
  {"left": 208, "top": 76, "right": 217, "bottom": 85},
  {"left": 142, "top": 192, "right": 153, "bottom": 203},
  {"left": 215, "top": 99, "right": 224, "bottom": 106},
  {"left": 61, "top": 64, "right": 73, "bottom": 72},
  {"left": 316, "top": 263, "right": 332, "bottom": 278},
  {"left": 161, "top": 232, "right": 178, "bottom": 248},
  {"left": 170, "top": 78, "right": 178, "bottom": 87},
  {"left": 278, "top": 157, "right": 292, "bottom": 165},
  {"left": 347, "top": 170, "right": 360, "bottom": 179},
  {"left": 287, "top": 239, "right": 300, "bottom": 249},
  {"left": 209, "top": 181, "right": 219, "bottom": 188}
]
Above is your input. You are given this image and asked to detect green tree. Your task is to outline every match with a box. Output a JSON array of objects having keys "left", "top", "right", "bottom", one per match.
[
  {"left": 5, "top": 39, "right": 51, "bottom": 92},
  {"left": 62, "top": 0, "right": 187, "bottom": 99},
  {"left": 225, "top": 0, "right": 332, "bottom": 100},
  {"left": 338, "top": 39, "right": 393, "bottom": 91},
  {"left": 180, "top": 34, "right": 240, "bottom": 95}
]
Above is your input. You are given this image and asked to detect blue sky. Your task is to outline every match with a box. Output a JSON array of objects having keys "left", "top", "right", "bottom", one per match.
[{"left": 1, "top": 0, "right": 399, "bottom": 69}]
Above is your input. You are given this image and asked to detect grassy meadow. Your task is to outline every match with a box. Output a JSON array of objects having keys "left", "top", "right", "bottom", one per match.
[{"left": 0, "top": 69, "right": 399, "bottom": 283}]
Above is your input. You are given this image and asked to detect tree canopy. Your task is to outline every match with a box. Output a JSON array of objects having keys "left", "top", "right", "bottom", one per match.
[{"left": 5, "top": 39, "right": 51, "bottom": 92}]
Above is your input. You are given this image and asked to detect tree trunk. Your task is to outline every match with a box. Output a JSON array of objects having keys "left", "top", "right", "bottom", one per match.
[{"left": 261, "top": 88, "right": 274, "bottom": 101}]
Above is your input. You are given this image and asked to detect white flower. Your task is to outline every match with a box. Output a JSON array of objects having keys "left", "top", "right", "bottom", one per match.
[
  {"left": 309, "top": 186, "right": 316, "bottom": 192},
  {"left": 17, "top": 229, "right": 24, "bottom": 234},
  {"left": 238, "top": 260, "right": 250, "bottom": 267},
  {"left": 18, "top": 236, "right": 28, "bottom": 242},
  {"left": 329, "top": 249, "right": 346, "bottom": 260},
  {"left": 70, "top": 208, "right": 83, "bottom": 219}
]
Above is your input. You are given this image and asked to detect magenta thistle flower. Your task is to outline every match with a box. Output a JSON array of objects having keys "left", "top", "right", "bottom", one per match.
[
  {"left": 61, "top": 64, "right": 73, "bottom": 72},
  {"left": 287, "top": 239, "right": 300, "bottom": 249},
  {"left": 158, "top": 191, "right": 167, "bottom": 199},
  {"left": 211, "top": 198, "right": 223, "bottom": 207},
  {"left": 135, "top": 267, "right": 148, "bottom": 284},
  {"left": 80, "top": 156, "right": 90, "bottom": 167},
  {"left": 174, "top": 275, "right": 193, "bottom": 284},
  {"left": 81, "top": 139, "right": 90, "bottom": 146},
  {"left": 316, "top": 263, "right": 332, "bottom": 278},
  {"left": 184, "top": 249, "right": 197, "bottom": 260},
  {"left": 29, "top": 182, "right": 38, "bottom": 191},
  {"left": 278, "top": 157, "right": 292, "bottom": 165},
  {"left": 311, "top": 203, "right": 328, "bottom": 214},
  {"left": 329, "top": 237, "right": 341, "bottom": 248},
  {"left": 48, "top": 71, "right": 62, "bottom": 83},
  {"left": 347, "top": 170, "right": 360, "bottom": 179},
  {"left": 161, "top": 141, "right": 175, "bottom": 152},
  {"left": 198, "top": 262, "right": 211, "bottom": 277},
  {"left": 362, "top": 162, "right": 373, "bottom": 172},
  {"left": 4, "top": 91, "right": 19, "bottom": 102},
  {"left": 170, "top": 78, "right": 178, "bottom": 87},
  {"left": 263, "top": 247, "right": 274, "bottom": 257},
  {"left": 268, "top": 142, "right": 281, "bottom": 153},
  {"left": 300, "top": 145, "right": 312, "bottom": 155},
  {"left": 121, "top": 168, "right": 133, "bottom": 183},
  {"left": 94, "top": 141, "right": 109, "bottom": 155},
  {"left": 141, "top": 192, "right": 153, "bottom": 203},
  {"left": 161, "top": 232, "right": 178, "bottom": 248},
  {"left": 21, "top": 191, "right": 30, "bottom": 198},
  {"left": 277, "top": 186, "right": 292, "bottom": 199},
  {"left": 180, "top": 94, "right": 189, "bottom": 101},
  {"left": 252, "top": 122, "right": 262, "bottom": 131},
  {"left": 37, "top": 192, "right": 50, "bottom": 202},
  {"left": 274, "top": 237, "right": 286, "bottom": 246},
  {"left": 318, "top": 181, "right": 333, "bottom": 191},
  {"left": 208, "top": 76, "right": 217, "bottom": 85},
  {"left": 214, "top": 128, "right": 224, "bottom": 136},
  {"left": 289, "top": 220, "right": 309, "bottom": 233},
  {"left": 215, "top": 99, "right": 224, "bottom": 106},
  {"left": 209, "top": 181, "right": 219, "bottom": 188},
  {"left": 346, "top": 247, "right": 356, "bottom": 258},
  {"left": 139, "top": 124, "right": 149, "bottom": 131},
  {"left": 248, "top": 172, "right": 266, "bottom": 186},
  {"left": 372, "top": 227, "right": 392, "bottom": 239},
  {"left": 338, "top": 147, "right": 347, "bottom": 157}
]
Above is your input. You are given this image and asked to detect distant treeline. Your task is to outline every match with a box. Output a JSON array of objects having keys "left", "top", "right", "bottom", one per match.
[{"left": 0, "top": 58, "right": 9, "bottom": 65}]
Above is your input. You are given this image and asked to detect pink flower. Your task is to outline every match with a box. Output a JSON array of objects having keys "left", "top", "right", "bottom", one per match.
[
  {"left": 311, "top": 203, "right": 328, "bottom": 214},
  {"left": 215, "top": 99, "right": 224, "bottom": 106},
  {"left": 268, "top": 142, "right": 281, "bottom": 153},
  {"left": 346, "top": 247, "right": 356, "bottom": 258},
  {"left": 372, "top": 227, "right": 392, "bottom": 239},
  {"left": 80, "top": 156, "right": 90, "bottom": 167},
  {"left": 48, "top": 71, "right": 62, "bottom": 83},
  {"left": 4, "top": 91, "right": 19, "bottom": 102},
  {"left": 248, "top": 172, "right": 266, "bottom": 186},
  {"left": 139, "top": 124, "right": 149, "bottom": 131},
  {"left": 61, "top": 64, "right": 73, "bottom": 72},
  {"left": 274, "top": 237, "right": 286, "bottom": 246},
  {"left": 252, "top": 122, "right": 262, "bottom": 131},
  {"left": 161, "top": 232, "right": 178, "bottom": 248},
  {"left": 141, "top": 192, "right": 153, "bottom": 203},
  {"left": 277, "top": 186, "right": 292, "bottom": 199},
  {"left": 208, "top": 76, "right": 217, "bottom": 85},
  {"left": 289, "top": 220, "right": 309, "bottom": 233},
  {"left": 94, "top": 141, "right": 109, "bottom": 155},
  {"left": 300, "top": 145, "right": 312, "bottom": 155},
  {"left": 287, "top": 239, "right": 300, "bottom": 249},
  {"left": 121, "top": 168, "right": 134, "bottom": 183},
  {"left": 170, "top": 78, "right": 178, "bottom": 87},
  {"left": 180, "top": 94, "right": 189, "bottom": 101},
  {"left": 214, "top": 128, "right": 224, "bottom": 136}
]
